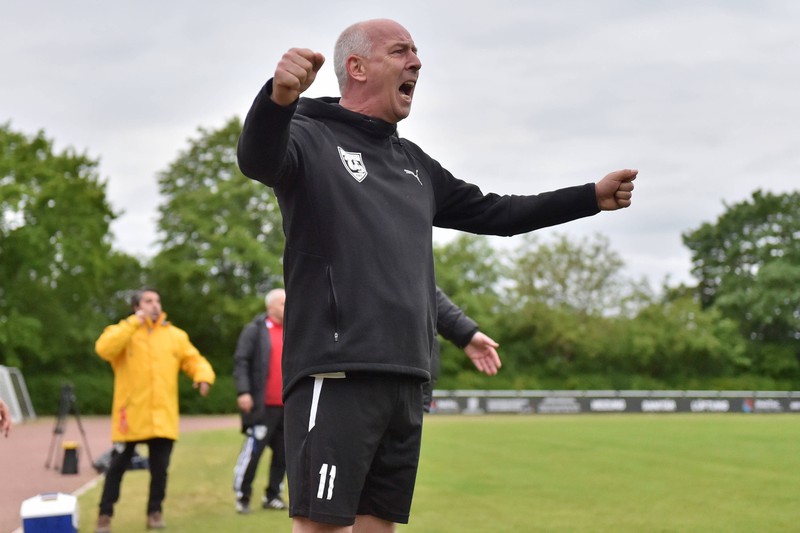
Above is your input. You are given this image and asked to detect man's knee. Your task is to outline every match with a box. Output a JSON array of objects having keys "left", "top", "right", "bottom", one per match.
[
  {"left": 353, "top": 515, "right": 395, "bottom": 533},
  {"left": 292, "top": 516, "right": 352, "bottom": 533}
]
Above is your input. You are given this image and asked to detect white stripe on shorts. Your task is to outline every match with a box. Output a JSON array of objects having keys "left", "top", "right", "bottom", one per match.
[
  {"left": 309, "top": 377, "right": 324, "bottom": 432},
  {"left": 307, "top": 372, "right": 345, "bottom": 432}
]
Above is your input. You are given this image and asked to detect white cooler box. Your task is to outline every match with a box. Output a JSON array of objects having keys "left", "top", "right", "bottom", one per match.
[{"left": 20, "top": 492, "right": 78, "bottom": 533}]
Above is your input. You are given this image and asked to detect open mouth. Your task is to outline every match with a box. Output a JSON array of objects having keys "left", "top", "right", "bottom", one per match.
[{"left": 399, "top": 81, "right": 416, "bottom": 98}]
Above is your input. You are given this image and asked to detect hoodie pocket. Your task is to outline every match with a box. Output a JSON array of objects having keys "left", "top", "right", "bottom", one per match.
[
  {"left": 326, "top": 265, "right": 340, "bottom": 342},
  {"left": 284, "top": 247, "right": 340, "bottom": 346}
]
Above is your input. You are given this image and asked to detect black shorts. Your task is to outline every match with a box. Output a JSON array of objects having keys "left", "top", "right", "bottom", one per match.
[{"left": 284, "top": 373, "right": 423, "bottom": 526}]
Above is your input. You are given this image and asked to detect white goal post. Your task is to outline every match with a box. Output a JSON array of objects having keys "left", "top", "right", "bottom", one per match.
[{"left": 0, "top": 365, "right": 36, "bottom": 424}]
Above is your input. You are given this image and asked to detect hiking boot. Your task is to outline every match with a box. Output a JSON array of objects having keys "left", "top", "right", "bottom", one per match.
[
  {"left": 146, "top": 511, "right": 166, "bottom": 529},
  {"left": 235, "top": 498, "right": 251, "bottom": 514},
  {"left": 262, "top": 495, "right": 287, "bottom": 510},
  {"left": 96, "top": 514, "right": 112, "bottom": 533}
]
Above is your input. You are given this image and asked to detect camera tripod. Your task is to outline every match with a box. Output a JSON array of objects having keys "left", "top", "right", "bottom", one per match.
[{"left": 45, "top": 383, "right": 95, "bottom": 471}]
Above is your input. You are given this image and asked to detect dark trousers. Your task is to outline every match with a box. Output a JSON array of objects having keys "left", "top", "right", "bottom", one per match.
[
  {"left": 99, "top": 438, "right": 174, "bottom": 516},
  {"left": 233, "top": 405, "right": 285, "bottom": 502}
]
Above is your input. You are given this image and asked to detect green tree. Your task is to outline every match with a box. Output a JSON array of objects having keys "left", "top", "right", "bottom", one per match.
[
  {"left": 150, "top": 117, "right": 285, "bottom": 371},
  {"left": 499, "top": 299, "right": 598, "bottom": 377},
  {"left": 497, "top": 233, "right": 651, "bottom": 386},
  {"left": 683, "top": 190, "right": 800, "bottom": 378},
  {"left": 0, "top": 123, "right": 143, "bottom": 372},
  {"left": 626, "top": 294, "right": 748, "bottom": 382},
  {"left": 683, "top": 190, "right": 800, "bottom": 308},
  {"left": 434, "top": 234, "right": 503, "bottom": 318},
  {"left": 506, "top": 233, "right": 651, "bottom": 318}
]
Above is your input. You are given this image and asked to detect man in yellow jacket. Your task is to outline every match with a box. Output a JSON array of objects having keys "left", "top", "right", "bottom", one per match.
[{"left": 94, "top": 287, "right": 215, "bottom": 533}]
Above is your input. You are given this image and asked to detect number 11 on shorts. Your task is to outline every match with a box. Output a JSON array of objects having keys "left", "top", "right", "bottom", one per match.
[{"left": 317, "top": 463, "right": 337, "bottom": 500}]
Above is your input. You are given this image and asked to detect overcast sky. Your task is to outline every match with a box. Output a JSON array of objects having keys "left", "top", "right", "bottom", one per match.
[{"left": 3, "top": 1, "right": 799, "bottom": 290}]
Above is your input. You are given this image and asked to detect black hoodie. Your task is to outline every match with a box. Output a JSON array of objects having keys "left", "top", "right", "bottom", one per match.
[{"left": 238, "top": 79, "right": 599, "bottom": 396}]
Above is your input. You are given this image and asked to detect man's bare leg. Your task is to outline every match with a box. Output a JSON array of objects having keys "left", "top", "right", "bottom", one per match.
[
  {"left": 292, "top": 515, "right": 395, "bottom": 533},
  {"left": 354, "top": 515, "right": 395, "bottom": 533},
  {"left": 293, "top": 517, "right": 351, "bottom": 533}
]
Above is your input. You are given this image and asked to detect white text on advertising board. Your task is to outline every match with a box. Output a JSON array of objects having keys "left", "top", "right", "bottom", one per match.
[
  {"left": 538, "top": 397, "right": 581, "bottom": 414},
  {"left": 641, "top": 399, "right": 677, "bottom": 412},
  {"left": 486, "top": 398, "right": 533, "bottom": 413},
  {"left": 690, "top": 399, "right": 730, "bottom": 412},
  {"left": 590, "top": 399, "right": 627, "bottom": 412}
]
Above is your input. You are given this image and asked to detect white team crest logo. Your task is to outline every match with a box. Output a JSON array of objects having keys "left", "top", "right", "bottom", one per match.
[{"left": 338, "top": 146, "right": 368, "bottom": 182}]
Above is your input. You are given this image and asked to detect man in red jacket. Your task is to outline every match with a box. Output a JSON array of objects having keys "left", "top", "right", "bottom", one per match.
[{"left": 232, "top": 288, "right": 288, "bottom": 514}]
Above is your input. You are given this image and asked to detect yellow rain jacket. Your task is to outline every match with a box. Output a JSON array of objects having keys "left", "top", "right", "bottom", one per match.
[{"left": 95, "top": 312, "right": 216, "bottom": 442}]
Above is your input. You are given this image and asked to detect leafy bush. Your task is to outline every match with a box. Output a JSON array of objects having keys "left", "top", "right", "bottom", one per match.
[{"left": 25, "top": 372, "right": 238, "bottom": 416}]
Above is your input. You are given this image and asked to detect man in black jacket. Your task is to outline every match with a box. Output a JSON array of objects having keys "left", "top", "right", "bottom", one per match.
[
  {"left": 423, "top": 288, "right": 499, "bottom": 412},
  {"left": 232, "top": 288, "right": 287, "bottom": 514},
  {"left": 237, "top": 18, "right": 636, "bottom": 532}
]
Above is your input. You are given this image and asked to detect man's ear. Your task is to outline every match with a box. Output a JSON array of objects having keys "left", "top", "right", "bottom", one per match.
[{"left": 347, "top": 55, "right": 366, "bottom": 81}]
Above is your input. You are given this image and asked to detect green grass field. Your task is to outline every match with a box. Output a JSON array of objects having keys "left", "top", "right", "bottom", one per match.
[{"left": 77, "top": 414, "right": 800, "bottom": 532}]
